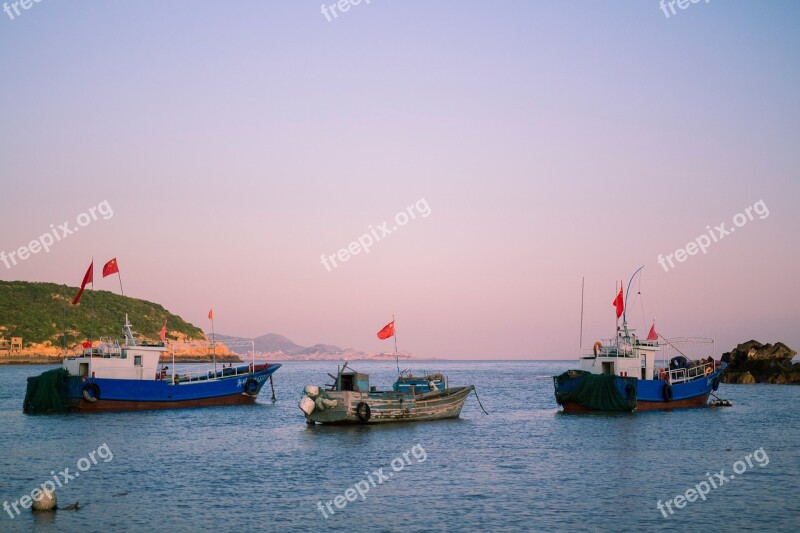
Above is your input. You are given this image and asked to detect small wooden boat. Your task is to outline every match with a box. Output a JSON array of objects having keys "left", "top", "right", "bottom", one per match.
[{"left": 299, "top": 364, "right": 474, "bottom": 425}]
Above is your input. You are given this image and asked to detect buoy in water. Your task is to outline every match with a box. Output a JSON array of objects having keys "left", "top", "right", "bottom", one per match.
[{"left": 31, "top": 488, "right": 57, "bottom": 512}]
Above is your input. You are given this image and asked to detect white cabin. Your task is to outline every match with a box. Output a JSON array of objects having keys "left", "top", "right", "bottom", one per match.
[
  {"left": 63, "top": 316, "right": 166, "bottom": 381},
  {"left": 579, "top": 328, "right": 660, "bottom": 381}
]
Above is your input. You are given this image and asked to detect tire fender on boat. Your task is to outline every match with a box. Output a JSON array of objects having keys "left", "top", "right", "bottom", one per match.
[
  {"left": 244, "top": 378, "right": 260, "bottom": 396},
  {"left": 625, "top": 382, "right": 636, "bottom": 401},
  {"left": 662, "top": 382, "right": 673, "bottom": 402},
  {"left": 82, "top": 383, "right": 99, "bottom": 402},
  {"left": 356, "top": 402, "right": 371, "bottom": 422},
  {"left": 712, "top": 376, "right": 720, "bottom": 391}
]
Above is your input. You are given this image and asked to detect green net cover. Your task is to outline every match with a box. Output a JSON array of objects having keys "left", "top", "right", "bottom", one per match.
[
  {"left": 554, "top": 370, "right": 636, "bottom": 412},
  {"left": 23, "top": 369, "right": 72, "bottom": 414}
]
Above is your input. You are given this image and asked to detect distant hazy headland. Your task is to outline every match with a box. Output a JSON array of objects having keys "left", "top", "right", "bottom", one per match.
[{"left": 215, "top": 333, "right": 412, "bottom": 361}]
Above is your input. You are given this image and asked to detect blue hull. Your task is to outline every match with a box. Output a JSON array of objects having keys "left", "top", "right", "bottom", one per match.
[
  {"left": 554, "top": 368, "right": 724, "bottom": 412},
  {"left": 68, "top": 363, "right": 281, "bottom": 412}
]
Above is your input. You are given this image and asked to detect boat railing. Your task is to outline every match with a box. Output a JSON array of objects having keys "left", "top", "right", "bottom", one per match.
[
  {"left": 81, "top": 338, "right": 122, "bottom": 358},
  {"left": 668, "top": 360, "right": 716, "bottom": 384},
  {"left": 582, "top": 338, "right": 636, "bottom": 358},
  {"left": 160, "top": 363, "right": 256, "bottom": 384}
]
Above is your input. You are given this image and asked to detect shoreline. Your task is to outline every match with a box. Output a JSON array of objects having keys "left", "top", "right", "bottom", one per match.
[{"left": 0, "top": 355, "right": 243, "bottom": 365}]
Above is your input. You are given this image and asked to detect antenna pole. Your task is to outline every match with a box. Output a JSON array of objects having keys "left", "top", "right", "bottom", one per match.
[
  {"left": 211, "top": 311, "right": 216, "bottom": 376},
  {"left": 579, "top": 277, "right": 584, "bottom": 357}
]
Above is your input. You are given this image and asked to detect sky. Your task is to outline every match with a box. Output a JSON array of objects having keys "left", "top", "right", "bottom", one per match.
[{"left": 1, "top": 1, "right": 798, "bottom": 359}]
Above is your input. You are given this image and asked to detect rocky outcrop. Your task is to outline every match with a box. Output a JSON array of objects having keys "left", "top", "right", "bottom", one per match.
[{"left": 720, "top": 341, "right": 799, "bottom": 384}]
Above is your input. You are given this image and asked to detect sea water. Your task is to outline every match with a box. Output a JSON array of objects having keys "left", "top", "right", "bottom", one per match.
[{"left": 0, "top": 361, "right": 797, "bottom": 532}]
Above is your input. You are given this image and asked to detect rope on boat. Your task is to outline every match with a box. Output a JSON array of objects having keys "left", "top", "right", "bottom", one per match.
[
  {"left": 269, "top": 374, "right": 276, "bottom": 402},
  {"left": 472, "top": 387, "right": 489, "bottom": 415},
  {"left": 709, "top": 391, "right": 732, "bottom": 406}
]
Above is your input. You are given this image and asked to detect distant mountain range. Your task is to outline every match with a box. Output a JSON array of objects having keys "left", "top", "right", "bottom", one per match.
[{"left": 215, "top": 333, "right": 412, "bottom": 361}]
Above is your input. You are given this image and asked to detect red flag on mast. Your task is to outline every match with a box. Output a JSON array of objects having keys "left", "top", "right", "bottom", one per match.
[
  {"left": 102, "top": 258, "right": 119, "bottom": 277},
  {"left": 377, "top": 320, "right": 395, "bottom": 340},
  {"left": 612, "top": 284, "right": 624, "bottom": 319},
  {"left": 160, "top": 320, "right": 167, "bottom": 342},
  {"left": 647, "top": 322, "right": 658, "bottom": 341},
  {"left": 208, "top": 309, "right": 213, "bottom": 320},
  {"left": 72, "top": 261, "right": 93, "bottom": 305}
]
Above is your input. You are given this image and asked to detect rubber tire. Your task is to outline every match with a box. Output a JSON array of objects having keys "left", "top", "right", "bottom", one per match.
[
  {"left": 625, "top": 383, "right": 636, "bottom": 401},
  {"left": 711, "top": 376, "right": 720, "bottom": 391},
  {"left": 244, "top": 378, "right": 260, "bottom": 396},
  {"left": 662, "top": 382, "right": 673, "bottom": 402},
  {"left": 82, "top": 383, "right": 99, "bottom": 402},
  {"left": 356, "top": 402, "right": 371, "bottom": 422}
]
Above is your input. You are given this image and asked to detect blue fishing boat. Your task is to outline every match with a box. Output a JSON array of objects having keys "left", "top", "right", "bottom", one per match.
[
  {"left": 553, "top": 268, "right": 727, "bottom": 412},
  {"left": 23, "top": 316, "right": 281, "bottom": 413}
]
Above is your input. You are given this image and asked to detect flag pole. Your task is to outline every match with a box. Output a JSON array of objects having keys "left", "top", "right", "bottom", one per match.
[
  {"left": 393, "top": 314, "right": 399, "bottom": 374},
  {"left": 62, "top": 285, "right": 68, "bottom": 355},
  {"left": 211, "top": 310, "right": 216, "bottom": 376},
  {"left": 90, "top": 258, "right": 94, "bottom": 349},
  {"left": 117, "top": 270, "right": 125, "bottom": 298},
  {"left": 615, "top": 280, "right": 619, "bottom": 352}
]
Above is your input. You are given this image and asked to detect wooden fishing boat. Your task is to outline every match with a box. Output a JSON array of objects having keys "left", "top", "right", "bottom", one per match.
[{"left": 299, "top": 365, "right": 474, "bottom": 425}]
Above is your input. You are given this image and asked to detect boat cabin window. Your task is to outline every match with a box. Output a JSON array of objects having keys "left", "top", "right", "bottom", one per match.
[
  {"left": 134, "top": 355, "right": 142, "bottom": 366},
  {"left": 340, "top": 374, "right": 355, "bottom": 391},
  {"left": 79, "top": 362, "right": 89, "bottom": 377},
  {"left": 602, "top": 362, "right": 614, "bottom": 376}
]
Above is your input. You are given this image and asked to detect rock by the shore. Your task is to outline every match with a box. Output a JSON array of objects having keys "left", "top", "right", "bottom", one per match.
[{"left": 720, "top": 340, "right": 799, "bottom": 384}]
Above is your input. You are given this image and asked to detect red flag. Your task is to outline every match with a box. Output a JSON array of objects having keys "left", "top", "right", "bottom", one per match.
[
  {"left": 72, "top": 261, "right": 94, "bottom": 305},
  {"left": 647, "top": 323, "right": 658, "bottom": 341},
  {"left": 102, "top": 258, "right": 119, "bottom": 277},
  {"left": 377, "top": 320, "right": 395, "bottom": 340},
  {"left": 160, "top": 320, "right": 167, "bottom": 342},
  {"left": 82, "top": 341, "right": 92, "bottom": 349},
  {"left": 612, "top": 285, "right": 624, "bottom": 319},
  {"left": 208, "top": 309, "right": 213, "bottom": 320}
]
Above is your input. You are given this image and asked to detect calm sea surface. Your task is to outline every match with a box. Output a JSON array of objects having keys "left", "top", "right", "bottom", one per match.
[{"left": 0, "top": 360, "right": 798, "bottom": 532}]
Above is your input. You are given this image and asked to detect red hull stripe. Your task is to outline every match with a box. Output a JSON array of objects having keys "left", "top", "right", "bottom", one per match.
[
  {"left": 561, "top": 392, "right": 710, "bottom": 413},
  {"left": 71, "top": 392, "right": 258, "bottom": 412}
]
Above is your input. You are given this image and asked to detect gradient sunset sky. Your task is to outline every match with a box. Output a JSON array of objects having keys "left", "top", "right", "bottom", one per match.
[{"left": 1, "top": 1, "right": 798, "bottom": 359}]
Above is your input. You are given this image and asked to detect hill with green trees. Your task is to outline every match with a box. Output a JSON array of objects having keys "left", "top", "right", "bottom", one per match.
[{"left": 0, "top": 280, "right": 205, "bottom": 349}]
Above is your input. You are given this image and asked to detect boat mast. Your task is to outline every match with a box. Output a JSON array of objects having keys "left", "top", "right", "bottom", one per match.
[
  {"left": 622, "top": 265, "right": 645, "bottom": 338},
  {"left": 579, "top": 277, "right": 584, "bottom": 357}
]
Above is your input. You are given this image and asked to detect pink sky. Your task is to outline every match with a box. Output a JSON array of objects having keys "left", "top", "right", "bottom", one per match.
[{"left": 1, "top": 2, "right": 798, "bottom": 358}]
